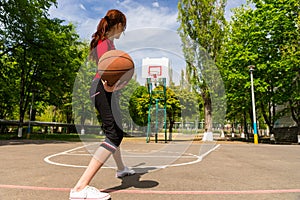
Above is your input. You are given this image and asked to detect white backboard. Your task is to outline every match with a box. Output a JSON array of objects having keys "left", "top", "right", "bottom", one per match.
[{"left": 142, "top": 57, "right": 169, "bottom": 78}]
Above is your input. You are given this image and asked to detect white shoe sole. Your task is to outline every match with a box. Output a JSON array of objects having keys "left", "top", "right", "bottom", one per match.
[
  {"left": 70, "top": 195, "right": 110, "bottom": 200},
  {"left": 116, "top": 172, "right": 135, "bottom": 178}
]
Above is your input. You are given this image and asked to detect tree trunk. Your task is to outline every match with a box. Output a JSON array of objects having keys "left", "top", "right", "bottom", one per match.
[
  {"left": 261, "top": 101, "right": 274, "bottom": 136},
  {"left": 203, "top": 91, "right": 212, "bottom": 132},
  {"left": 168, "top": 120, "right": 173, "bottom": 134},
  {"left": 18, "top": 56, "right": 26, "bottom": 137},
  {"left": 243, "top": 111, "right": 249, "bottom": 139},
  {"left": 290, "top": 100, "right": 300, "bottom": 134},
  {"left": 168, "top": 116, "right": 174, "bottom": 141}
]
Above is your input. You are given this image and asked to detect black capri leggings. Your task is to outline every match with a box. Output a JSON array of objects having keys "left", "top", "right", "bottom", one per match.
[{"left": 90, "top": 78, "right": 124, "bottom": 153}]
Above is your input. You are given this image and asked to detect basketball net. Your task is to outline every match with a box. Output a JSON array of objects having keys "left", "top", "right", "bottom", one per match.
[{"left": 150, "top": 73, "right": 158, "bottom": 86}]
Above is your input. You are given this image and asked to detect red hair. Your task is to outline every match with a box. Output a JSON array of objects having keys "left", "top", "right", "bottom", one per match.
[{"left": 89, "top": 9, "right": 126, "bottom": 61}]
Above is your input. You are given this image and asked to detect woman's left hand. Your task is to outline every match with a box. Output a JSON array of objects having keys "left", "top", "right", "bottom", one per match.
[{"left": 102, "top": 79, "right": 127, "bottom": 92}]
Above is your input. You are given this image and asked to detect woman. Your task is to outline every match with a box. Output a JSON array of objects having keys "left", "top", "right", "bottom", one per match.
[{"left": 70, "top": 9, "right": 135, "bottom": 200}]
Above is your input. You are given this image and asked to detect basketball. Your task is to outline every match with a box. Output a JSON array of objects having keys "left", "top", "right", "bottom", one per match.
[{"left": 98, "top": 50, "right": 134, "bottom": 86}]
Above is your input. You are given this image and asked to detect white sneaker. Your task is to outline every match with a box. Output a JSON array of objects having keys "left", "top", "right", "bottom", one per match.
[
  {"left": 116, "top": 166, "right": 135, "bottom": 178},
  {"left": 69, "top": 186, "right": 110, "bottom": 200}
]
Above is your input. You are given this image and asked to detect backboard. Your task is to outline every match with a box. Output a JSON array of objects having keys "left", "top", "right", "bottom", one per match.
[{"left": 142, "top": 57, "right": 169, "bottom": 78}]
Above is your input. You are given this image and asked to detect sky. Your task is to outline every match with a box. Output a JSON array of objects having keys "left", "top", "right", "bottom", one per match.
[
  {"left": 49, "top": 0, "right": 248, "bottom": 41},
  {"left": 49, "top": 0, "right": 248, "bottom": 85}
]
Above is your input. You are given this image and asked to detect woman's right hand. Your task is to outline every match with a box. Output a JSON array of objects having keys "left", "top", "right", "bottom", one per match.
[{"left": 102, "top": 79, "right": 127, "bottom": 92}]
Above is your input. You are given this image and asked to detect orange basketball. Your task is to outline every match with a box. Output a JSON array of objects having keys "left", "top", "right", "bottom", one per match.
[{"left": 98, "top": 50, "right": 134, "bottom": 86}]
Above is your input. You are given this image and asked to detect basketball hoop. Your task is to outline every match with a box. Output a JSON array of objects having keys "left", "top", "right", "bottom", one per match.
[{"left": 149, "top": 73, "right": 158, "bottom": 86}]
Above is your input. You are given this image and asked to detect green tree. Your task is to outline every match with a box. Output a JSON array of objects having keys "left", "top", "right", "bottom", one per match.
[
  {"left": 127, "top": 82, "right": 182, "bottom": 135},
  {"left": 221, "top": 0, "right": 300, "bottom": 134},
  {"left": 119, "top": 79, "right": 141, "bottom": 128},
  {"left": 178, "top": 0, "right": 227, "bottom": 132},
  {"left": 165, "top": 87, "right": 182, "bottom": 134},
  {"left": 0, "top": 55, "right": 19, "bottom": 119},
  {"left": 219, "top": 5, "right": 255, "bottom": 135},
  {"left": 1, "top": 0, "right": 83, "bottom": 135},
  {"left": 128, "top": 85, "right": 149, "bottom": 127},
  {"left": 175, "top": 87, "right": 203, "bottom": 122},
  {"left": 72, "top": 46, "right": 96, "bottom": 130}
]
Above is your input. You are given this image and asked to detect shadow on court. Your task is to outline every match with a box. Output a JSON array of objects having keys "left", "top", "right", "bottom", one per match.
[{"left": 104, "top": 167, "right": 159, "bottom": 193}]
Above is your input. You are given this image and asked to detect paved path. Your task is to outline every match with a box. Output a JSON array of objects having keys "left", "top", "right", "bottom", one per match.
[{"left": 0, "top": 139, "right": 299, "bottom": 200}]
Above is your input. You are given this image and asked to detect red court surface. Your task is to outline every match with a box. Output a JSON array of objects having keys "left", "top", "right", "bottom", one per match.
[{"left": 0, "top": 139, "right": 300, "bottom": 200}]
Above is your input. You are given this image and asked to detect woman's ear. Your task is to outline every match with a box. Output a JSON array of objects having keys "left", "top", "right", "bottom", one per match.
[{"left": 117, "top": 23, "right": 124, "bottom": 31}]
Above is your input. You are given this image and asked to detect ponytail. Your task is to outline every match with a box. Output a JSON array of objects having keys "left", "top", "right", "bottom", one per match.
[
  {"left": 89, "top": 17, "right": 109, "bottom": 62},
  {"left": 89, "top": 9, "right": 126, "bottom": 62}
]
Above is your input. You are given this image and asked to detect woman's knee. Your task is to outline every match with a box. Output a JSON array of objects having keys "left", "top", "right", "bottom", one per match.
[{"left": 106, "top": 130, "right": 123, "bottom": 147}]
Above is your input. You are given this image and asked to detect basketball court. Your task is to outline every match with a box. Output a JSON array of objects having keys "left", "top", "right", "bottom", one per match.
[{"left": 0, "top": 138, "right": 300, "bottom": 200}]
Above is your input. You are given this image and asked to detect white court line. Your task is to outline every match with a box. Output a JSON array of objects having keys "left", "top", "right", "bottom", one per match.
[
  {"left": 44, "top": 144, "right": 94, "bottom": 168},
  {"left": 65, "top": 153, "right": 200, "bottom": 158},
  {"left": 44, "top": 144, "right": 220, "bottom": 169}
]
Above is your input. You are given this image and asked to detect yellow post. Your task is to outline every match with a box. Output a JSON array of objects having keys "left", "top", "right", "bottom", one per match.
[{"left": 254, "top": 133, "right": 258, "bottom": 144}]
